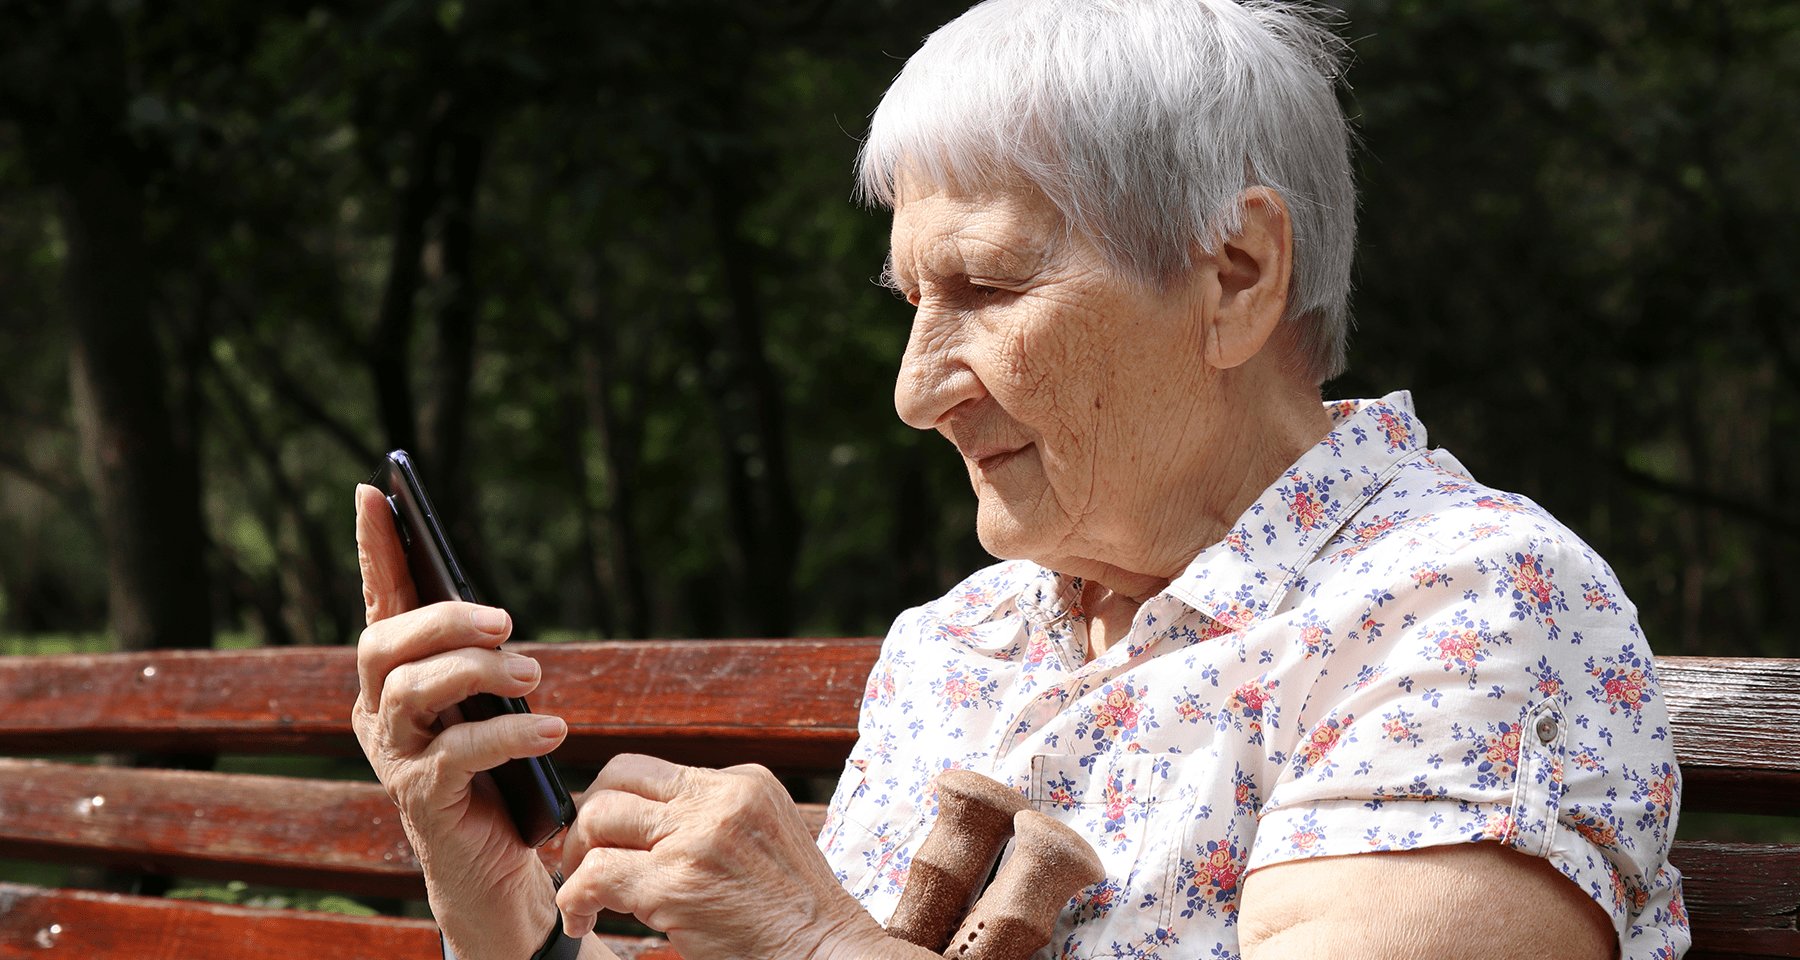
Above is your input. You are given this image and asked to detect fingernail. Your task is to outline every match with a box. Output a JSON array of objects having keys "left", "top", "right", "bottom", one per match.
[
  {"left": 505, "top": 653, "right": 539, "bottom": 681},
  {"left": 537, "top": 717, "right": 566, "bottom": 739},
  {"left": 472, "top": 607, "right": 510, "bottom": 634}
]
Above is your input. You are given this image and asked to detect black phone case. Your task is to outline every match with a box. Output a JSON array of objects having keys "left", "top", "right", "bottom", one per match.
[{"left": 374, "top": 450, "right": 575, "bottom": 848}]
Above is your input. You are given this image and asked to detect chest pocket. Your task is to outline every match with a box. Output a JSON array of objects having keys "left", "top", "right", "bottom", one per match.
[
  {"left": 818, "top": 759, "right": 928, "bottom": 923},
  {"left": 1029, "top": 752, "right": 1196, "bottom": 957}
]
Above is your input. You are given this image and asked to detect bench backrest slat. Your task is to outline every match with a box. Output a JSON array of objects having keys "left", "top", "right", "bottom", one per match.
[
  {"left": 0, "top": 882, "right": 681, "bottom": 960},
  {"left": 1, "top": 640, "right": 877, "bottom": 770},
  {"left": 0, "top": 757, "right": 1785, "bottom": 955},
  {"left": 6, "top": 645, "right": 1797, "bottom": 805}
]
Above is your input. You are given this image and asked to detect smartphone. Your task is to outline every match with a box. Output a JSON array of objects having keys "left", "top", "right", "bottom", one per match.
[{"left": 371, "top": 449, "right": 575, "bottom": 847}]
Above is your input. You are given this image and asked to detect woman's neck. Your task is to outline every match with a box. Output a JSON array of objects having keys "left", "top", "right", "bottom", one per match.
[{"left": 1075, "top": 383, "right": 1333, "bottom": 659}]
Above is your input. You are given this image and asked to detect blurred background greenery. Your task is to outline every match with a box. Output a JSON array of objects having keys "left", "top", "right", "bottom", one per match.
[{"left": 0, "top": 0, "right": 1796, "bottom": 660}]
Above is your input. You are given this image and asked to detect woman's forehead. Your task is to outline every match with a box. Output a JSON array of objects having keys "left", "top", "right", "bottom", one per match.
[{"left": 889, "top": 180, "right": 1066, "bottom": 269}]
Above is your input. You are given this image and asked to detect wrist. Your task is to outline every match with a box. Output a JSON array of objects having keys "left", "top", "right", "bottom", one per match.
[
  {"left": 807, "top": 908, "right": 893, "bottom": 960},
  {"left": 432, "top": 861, "right": 560, "bottom": 960}
]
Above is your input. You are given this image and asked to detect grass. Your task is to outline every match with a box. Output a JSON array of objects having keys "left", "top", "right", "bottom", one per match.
[{"left": 0, "top": 631, "right": 265, "bottom": 655}]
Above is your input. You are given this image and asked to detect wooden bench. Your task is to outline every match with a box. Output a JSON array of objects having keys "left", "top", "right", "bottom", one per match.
[{"left": 0, "top": 640, "right": 1795, "bottom": 959}]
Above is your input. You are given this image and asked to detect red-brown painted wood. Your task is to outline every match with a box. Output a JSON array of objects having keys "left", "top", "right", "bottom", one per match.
[
  {"left": 1658, "top": 656, "right": 1800, "bottom": 816},
  {"left": 8, "top": 647, "right": 1796, "bottom": 773},
  {"left": 0, "top": 759, "right": 421, "bottom": 898},
  {"left": 1675, "top": 840, "right": 1800, "bottom": 957},
  {"left": 2, "top": 757, "right": 1793, "bottom": 955},
  {"left": 6, "top": 646, "right": 1797, "bottom": 816},
  {"left": 0, "top": 640, "right": 878, "bottom": 769},
  {"left": 0, "top": 883, "right": 682, "bottom": 959},
  {"left": 0, "top": 759, "right": 825, "bottom": 900},
  {"left": 1659, "top": 657, "right": 1800, "bottom": 770}
]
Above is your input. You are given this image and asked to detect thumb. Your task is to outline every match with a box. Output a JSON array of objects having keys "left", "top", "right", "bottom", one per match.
[{"left": 356, "top": 482, "right": 418, "bottom": 624}]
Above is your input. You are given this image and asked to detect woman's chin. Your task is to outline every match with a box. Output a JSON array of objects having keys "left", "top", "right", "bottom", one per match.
[{"left": 973, "top": 506, "right": 1057, "bottom": 565}]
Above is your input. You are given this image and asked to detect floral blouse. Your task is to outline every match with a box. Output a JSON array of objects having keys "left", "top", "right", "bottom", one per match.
[{"left": 818, "top": 391, "right": 1688, "bottom": 960}]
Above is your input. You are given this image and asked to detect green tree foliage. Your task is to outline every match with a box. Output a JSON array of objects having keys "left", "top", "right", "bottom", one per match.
[{"left": 0, "top": 0, "right": 1792, "bottom": 654}]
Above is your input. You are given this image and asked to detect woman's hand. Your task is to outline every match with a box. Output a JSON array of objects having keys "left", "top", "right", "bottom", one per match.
[
  {"left": 556, "top": 754, "right": 890, "bottom": 960},
  {"left": 349, "top": 482, "right": 577, "bottom": 960}
]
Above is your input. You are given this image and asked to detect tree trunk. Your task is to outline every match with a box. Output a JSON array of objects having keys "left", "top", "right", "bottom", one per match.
[
  {"left": 704, "top": 164, "right": 802, "bottom": 637},
  {"left": 368, "top": 97, "right": 449, "bottom": 460},
  {"left": 43, "top": 1, "right": 213, "bottom": 654}
]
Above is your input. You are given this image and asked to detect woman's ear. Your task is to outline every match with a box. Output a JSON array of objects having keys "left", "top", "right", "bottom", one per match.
[{"left": 1203, "top": 186, "right": 1294, "bottom": 370}]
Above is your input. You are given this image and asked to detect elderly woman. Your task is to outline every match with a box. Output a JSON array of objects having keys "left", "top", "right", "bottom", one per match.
[{"left": 352, "top": 1, "right": 1688, "bottom": 958}]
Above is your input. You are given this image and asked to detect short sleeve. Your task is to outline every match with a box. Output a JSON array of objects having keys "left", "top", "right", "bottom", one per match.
[{"left": 1248, "top": 531, "right": 1689, "bottom": 959}]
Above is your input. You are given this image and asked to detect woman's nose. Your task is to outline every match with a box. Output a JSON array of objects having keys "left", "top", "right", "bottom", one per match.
[{"left": 894, "top": 310, "right": 985, "bottom": 430}]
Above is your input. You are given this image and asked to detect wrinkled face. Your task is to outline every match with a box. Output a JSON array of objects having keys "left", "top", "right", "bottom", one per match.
[{"left": 888, "top": 178, "right": 1218, "bottom": 572}]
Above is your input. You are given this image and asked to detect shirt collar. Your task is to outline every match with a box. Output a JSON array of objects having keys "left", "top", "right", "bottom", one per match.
[{"left": 1161, "top": 390, "right": 1429, "bottom": 632}]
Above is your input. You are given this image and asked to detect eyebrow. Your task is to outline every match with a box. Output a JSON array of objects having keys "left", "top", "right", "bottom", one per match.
[{"left": 876, "top": 251, "right": 907, "bottom": 293}]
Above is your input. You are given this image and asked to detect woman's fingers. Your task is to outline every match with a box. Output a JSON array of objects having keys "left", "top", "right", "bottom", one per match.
[
  {"left": 558, "top": 846, "right": 659, "bottom": 938},
  {"left": 355, "top": 483, "right": 417, "bottom": 625},
  {"left": 374, "top": 646, "right": 541, "bottom": 752},
  {"left": 587, "top": 753, "right": 690, "bottom": 802},
  {"left": 414, "top": 712, "right": 567, "bottom": 799},
  {"left": 355, "top": 601, "right": 513, "bottom": 715},
  {"left": 559, "top": 789, "right": 669, "bottom": 880}
]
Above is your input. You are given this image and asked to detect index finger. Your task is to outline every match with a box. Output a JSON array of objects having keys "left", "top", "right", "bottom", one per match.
[
  {"left": 589, "top": 753, "right": 691, "bottom": 803},
  {"left": 356, "top": 482, "right": 418, "bottom": 625}
]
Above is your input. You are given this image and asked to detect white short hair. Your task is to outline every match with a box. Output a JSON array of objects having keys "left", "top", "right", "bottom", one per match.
[{"left": 857, "top": 0, "right": 1357, "bottom": 381}]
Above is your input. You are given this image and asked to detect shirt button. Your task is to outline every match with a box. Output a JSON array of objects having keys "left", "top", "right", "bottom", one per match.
[{"left": 1535, "top": 715, "right": 1558, "bottom": 744}]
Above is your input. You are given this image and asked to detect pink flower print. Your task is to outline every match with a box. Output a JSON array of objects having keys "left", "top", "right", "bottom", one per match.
[
  {"left": 1477, "top": 811, "right": 1517, "bottom": 842},
  {"left": 1182, "top": 839, "right": 1246, "bottom": 915},
  {"left": 1200, "top": 602, "right": 1254, "bottom": 641},
  {"left": 1639, "top": 763, "right": 1678, "bottom": 819},
  {"left": 1095, "top": 686, "right": 1142, "bottom": 735},
  {"left": 1174, "top": 695, "right": 1203, "bottom": 725},
  {"left": 1298, "top": 624, "right": 1329, "bottom": 659},
  {"left": 1288, "top": 484, "right": 1327, "bottom": 532},
  {"left": 936, "top": 671, "right": 984, "bottom": 710},
  {"left": 1225, "top": 526, "right": 1249, "bottom": 556},
  {"left": 1231, "top": 681, "right": 1272, "bottom": 715},
  {"left": 863, "top": 667, "right": 896, "bottom": 706},
  {"left": 1669, "top": 890, "right": 1688, "bottom": 929},
  {"left": 1484, "top": 726, "right": 1521, "bottom": 772},
  {"left": 1355, "top": 514, "right": 1397, "bottom": 544},
  {"left": 1568, "top": 808, "right": 1622, "bottom": 850},
  {"left": 1289, "top": 824, "right": 1321, "bottom": 852},
  {"left": 1582, "top": 580, "right": 1622, "bottom": 613},
  {"left": 1381, "top": 715, "right": 1415, "bottom": 745},
  {"left": 1411, "top": 563, "right": 1450, "bottom": 588},
  {"left": 1433, "top": 627, "right": 1485, "bottom": 672},
  {"left": 1101, "top": 771, "right": 1137, "bottom": 846},
  {"left": 1509, "top": 553, "right": 1555, "bottom": 611},
  {"left": 1467, "top": 522, "right": 1506, "bottom": 541},
  {"left": 1375, "top": 409, "right": 1412, "bottom": 450},
  {"left": 1293, "top": 714, "right": 1354, "bottom": 773},
  {"left": 937, "top": 622, "right": 981, "bottom": 643},
  {"left": 1077, "top": 879, "right": 1121, "bottom": 921},
  {"left": 1474, "top": 495, "right": 1524, "bottom": 512},
  {"left": 1598, "top": 666, "right": 1649, "bottom": 714}
]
